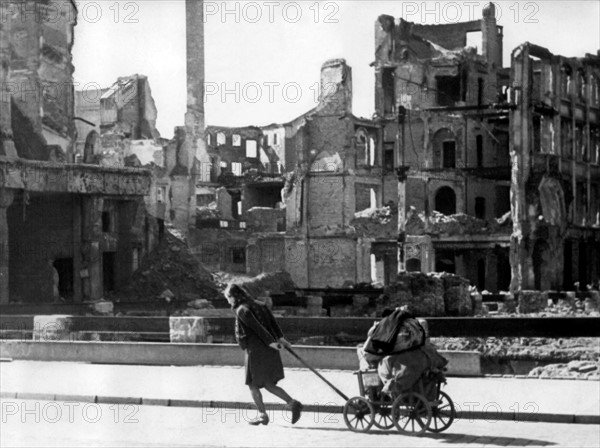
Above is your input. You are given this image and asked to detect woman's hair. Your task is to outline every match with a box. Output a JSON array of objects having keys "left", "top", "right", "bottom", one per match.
[{"left": 224, "top": 283, "right": 251, "bottom": 308}]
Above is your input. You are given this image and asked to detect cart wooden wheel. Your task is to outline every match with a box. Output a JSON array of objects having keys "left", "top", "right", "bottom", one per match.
[
  {"left": 391, "top": 392, "right": 432, "bottom": 435},
  {"left": 428, "top": 391, "right": 455, "bottom": 433},
  {"left": 343, "top": 396, "right": 375, "bottom": 433},
  {"left": 373, "top": 394, "right": 395, "bottom": 429}
]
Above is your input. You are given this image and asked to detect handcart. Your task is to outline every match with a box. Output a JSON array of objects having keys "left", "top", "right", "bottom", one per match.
[{"left": 285, "top": 346, "right": 456, "bottom": 436}]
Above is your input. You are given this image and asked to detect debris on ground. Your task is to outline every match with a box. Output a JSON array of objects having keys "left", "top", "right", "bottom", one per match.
[{"left": 109, "top": 229, "right": 222, "bottom": 303}]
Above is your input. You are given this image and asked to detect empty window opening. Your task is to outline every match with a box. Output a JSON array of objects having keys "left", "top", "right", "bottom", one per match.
[
  {"left": 274, "top": 133, "right": 278, "bottom": 145},
  {"left": 53, "top": 258, "right": 74, "bottom": 300},
  {"left": 369, "top": 137, "right": 376, "bottom": 165},
  {"left": 475, "top": 197, "right": 486, "bottom": 220},
  {"left": 476, "top": 135, "right": 483, "bottom": 167},
  {"left": 466, "top": 31, "right": 482, "bottom": 54},
  {"left": 442, "top": 141, "right": 456, "bottom": 168},
  {"left": 382, "top": 68, "right": 396, "bottom": 115},
  {"left": 246, "top": 140, "right": 258, "bottom": 158},
  {"left": 102, "top": 212, "right": 111, "bottom": 233},
  {"left": 496, "top": 250, "right": 511, "bottom": 292},
  {"left": 437, "top": 76, "right": 461, "bottom": 106},
  {"left": 370, "top": 254, "right": 385, "bottom": 284},
  {"left": 232, "top": 134, "right": 241, "bottom": 147},
  {"left": 435, "top": 187, "right": 456, "bottom": 215},
  {"left": 384, "top": 142, "right": 395, "bottom": 172},
  {"left": 435, "top": 250, "right": 456, "bottom": 274},
  {"left": 103, "top": 252, "right": 116, "bottom": 293},
  {"left": 217, "top": 132, "right": 226, "bottom": 146},
  {"left": 477, "top": 78, "right": 484, "bottom": 105},
  {"left": 231, "top": 247, "right": 246, "bottom": 265},
  {"left": 477, "top": 259, "right": 486, "bottom": 291},
  {"left": 370, "top": 188, "right": 377, "bottom": 209},
  {"left": 495, "top": 131, "right": 510, "bottom": 166},
  {"left": 157, "top": 218, "right": 165, "bottom": 240},
  {"left": 406, "top": 258, "right": 421, "bottom": 272},
  {"left": 231, "top": 162, "right": 242, "bottom": 177},
  {"left": 561, "top": 64, "right": 572, "bottom": 97},
  {"left": 157, "top": 187, "right": 165, "bottom": 203},
  {"left": 495, "top": 186, "right": 511, "bottom": 217},
  {"left": 577, "top": 69, "right": 586, "bottom": 100},
  {"left": 533, "top": 116, "right": 541, "bottom": 153}
]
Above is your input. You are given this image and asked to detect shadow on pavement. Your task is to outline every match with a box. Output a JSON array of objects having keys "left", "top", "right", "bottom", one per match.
[{"left": 287, "top": 426, "right": 555, "bottom": 446}]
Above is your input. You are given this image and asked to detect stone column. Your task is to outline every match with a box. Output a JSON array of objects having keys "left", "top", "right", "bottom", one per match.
[
  {"left": 0, "top": 6, "right": 17, "bottom": 159},
  {"left": 0, "top": 189, "right": 14, "bottom": 304},
  {"left": 82, "top": 196, "right": 103, "bottom": 301}
]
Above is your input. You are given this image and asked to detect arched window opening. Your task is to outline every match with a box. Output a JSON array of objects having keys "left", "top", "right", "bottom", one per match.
[{"left": 435, "top": 187, "right": 456, "bottom": 215}]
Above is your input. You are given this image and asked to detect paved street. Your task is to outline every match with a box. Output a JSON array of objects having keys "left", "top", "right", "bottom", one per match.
[
  {"left": 1, "top": 399, "right": 599, "bottom": 447},
  {"left": 1, "top": 361, "right": 598, "bottom": 419}
]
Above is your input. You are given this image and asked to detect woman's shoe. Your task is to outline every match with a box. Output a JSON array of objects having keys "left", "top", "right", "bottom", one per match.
[
  {"left": 289, "top": 400, "right": 303, "bottom": 424},
  {"left": 248, "top": 413, "right": 269, "bottom": 426}
]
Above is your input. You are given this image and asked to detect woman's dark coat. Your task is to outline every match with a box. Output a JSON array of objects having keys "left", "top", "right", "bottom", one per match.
[{"left": 235, "top": 300, "right": 285, "bottom": 388}]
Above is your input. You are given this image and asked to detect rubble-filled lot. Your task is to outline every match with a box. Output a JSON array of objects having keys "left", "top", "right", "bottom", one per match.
[{"left": 109, "top": 229, "right": 222, "bottom": 304}]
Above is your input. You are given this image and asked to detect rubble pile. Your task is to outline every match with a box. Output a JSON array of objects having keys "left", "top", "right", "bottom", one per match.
[
  {"left": 528, "top": 361, "right": 599, "bottom": 380},
  {"left": 380, "top": 271, "right": 472, "bottom": 316},
  {"left": 403, "top": 207, "right": 512, "bottom": 236},
  {"left": 431, "top": 336, "right": 599, "bottom": 364},
  {"left": 351, "top": 205, "right": 397, "bottom": 238},
  {"left": 111, "top": 229, "right": 222, "bottom": 303},
  {"left": 196, "top": 202, "right": 220, "bottom": 220},
  {"left": 234, "top": 271, "right": 296, "bottom": 298}
]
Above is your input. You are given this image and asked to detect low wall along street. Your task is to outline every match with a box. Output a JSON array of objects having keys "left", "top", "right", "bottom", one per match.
[{"left": 0, "top": 340, "right": 482, "bottom": 376}]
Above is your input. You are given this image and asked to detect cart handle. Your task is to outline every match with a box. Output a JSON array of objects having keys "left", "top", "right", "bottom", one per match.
[{"left": 284, "top": 346, "right": 350, "bottom": 401}]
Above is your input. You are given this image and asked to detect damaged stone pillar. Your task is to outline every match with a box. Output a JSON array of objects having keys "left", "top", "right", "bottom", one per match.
[
  {"left": 82, "top": 196, "right": 104, "bottom": 301},
  {"left": 0, "top": 189, "right": 14, "bottom": 304},
  {"left": 0, "top": 8, "right": 17, "bottom": 159}
]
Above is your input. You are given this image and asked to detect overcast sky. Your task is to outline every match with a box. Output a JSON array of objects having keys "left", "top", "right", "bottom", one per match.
[{"left": 72, "top": 1, "right": 600, "bottom": 137}]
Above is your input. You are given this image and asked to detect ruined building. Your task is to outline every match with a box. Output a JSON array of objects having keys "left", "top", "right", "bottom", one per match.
[
  {"left": 281, "top": 59, "right": 391, "bottom": 288},
  {"left": 510, "top": 43, "right": 600, "bottom": 291},
  {"left": 374, "top": 3, "right": 513, "bottom": 292},
  {"left": 0, "top": 1, "right": 151, "bottom": 303},
  {"left": 374, "top": 2, "right": 599, "bottom": 292},
  {"left": 73, "top": 0, "right": 206, "bottom": 242}
]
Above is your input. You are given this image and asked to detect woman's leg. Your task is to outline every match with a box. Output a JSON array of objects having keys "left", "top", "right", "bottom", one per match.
[
  {"left": 263, "top": 382, "right": 293, "bottom": 404},
  {"left": 249, "top": 386, "right": 266, "bottom": 414}
]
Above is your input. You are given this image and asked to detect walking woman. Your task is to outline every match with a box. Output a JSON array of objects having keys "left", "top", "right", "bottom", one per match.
[{"left": 225, "top": 283, "right": 303, "bottom": 426}]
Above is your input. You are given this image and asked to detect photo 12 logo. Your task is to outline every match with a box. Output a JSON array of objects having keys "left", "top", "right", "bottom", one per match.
[
  {"left": 398, "top": 2, "right": 540, "bottom": 24},
  {"left": 203, "top": 1, "right": 340, "bottom": 24},
  {"left": 0, "top": 2, "right": 140, "bottom": 25}
]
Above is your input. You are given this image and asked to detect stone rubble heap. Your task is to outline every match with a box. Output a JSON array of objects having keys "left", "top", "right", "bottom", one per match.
[
  {"left": 528, "top": 360, "right": 600, "bottom": 380},
  {"left": 380, "top": 271, "right": 473, "bottom": 316},
  {"left": 111, "top": 229, "right": 222, "bottom": 303}
]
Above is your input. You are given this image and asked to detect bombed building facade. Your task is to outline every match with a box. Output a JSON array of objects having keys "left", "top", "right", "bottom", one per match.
[
  {"left": 0, "top": 1, "right": 152, "bottom": 303},
  {"left": 207, "top": 3, "right": 599, "bottom": 293},
  {"left": 510, "top": 43, "right": 600, "bottom": 292},
  {"left": 374, "top": 3, "right": 514, "bottom": 292},
  {"left": 372, "top": 2, "right": 599, "bottom": 292}
]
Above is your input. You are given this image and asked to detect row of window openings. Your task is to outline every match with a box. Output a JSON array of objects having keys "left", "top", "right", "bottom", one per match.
[
  {"left": 381, "top": 69, "right": 487, "bottom": 113},
  {"left": 206, "top": 137, "right": 259, "bottom": 158},
  {"left": 534, "top": 119, "right": 600, "bottom": 163},
  {"left": 440, "top": 137, "right": 486, "bottom": 169},
  {"left": 207, "top": 133, "right": 278, "bottom": 148},
  {"left": 434, "top": 186, "right": 493, "bottom": 220},
  {"left": 559, "top": 65, "right": 600, "bottom": 103},
  {"left": 383, "top": 136, "right": 489, "bottom": 170}
]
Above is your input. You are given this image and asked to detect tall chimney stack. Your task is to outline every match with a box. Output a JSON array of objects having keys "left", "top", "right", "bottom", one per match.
[{"left": 170, "top": 0, "right": 206, "bottom": 232}]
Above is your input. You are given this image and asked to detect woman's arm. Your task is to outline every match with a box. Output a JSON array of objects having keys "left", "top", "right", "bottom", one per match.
[{"left": 236, "top": 306, "right": 276, "bottom": 347}]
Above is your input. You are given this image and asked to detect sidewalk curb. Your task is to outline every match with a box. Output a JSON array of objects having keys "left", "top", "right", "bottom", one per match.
[{"left": 2, "top": 392, "right": 598, "bottom": 425}]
